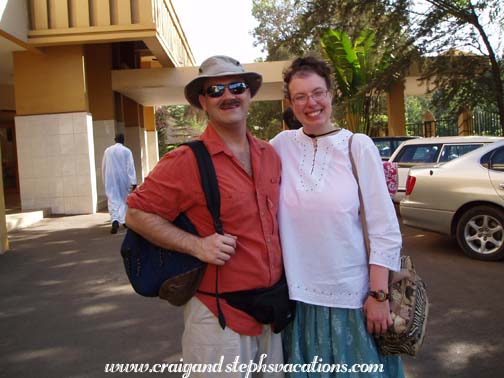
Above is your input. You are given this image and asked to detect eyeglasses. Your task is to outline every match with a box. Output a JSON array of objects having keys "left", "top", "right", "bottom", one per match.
[
  {"left": 291, "top": 89, "right": 330, "bottom": 106},
  {"left": 203, "top": 82, "right": 249, "bottom": 98}
]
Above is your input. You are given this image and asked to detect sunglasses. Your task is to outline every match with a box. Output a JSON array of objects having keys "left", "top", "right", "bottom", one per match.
[{"left": 203, "top": 82, "right": 249, "bottom": 98}]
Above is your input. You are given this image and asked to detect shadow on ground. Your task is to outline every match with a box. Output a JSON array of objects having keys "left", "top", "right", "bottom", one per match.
[
  {"left": 1, "top": 213, "right": 504, "bottom": 377},
  {"left": 0, "top": 212, "right": 183, "bottom": 378},
  {"left": 400, "top": 225, "right": 504, "bottom": 378}
]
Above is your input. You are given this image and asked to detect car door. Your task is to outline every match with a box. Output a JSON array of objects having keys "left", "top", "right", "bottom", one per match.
[
  {"left": 487, "top": 147, "right": 504, "bottom": 201},
  {"left": 392, "top": 143, "right": 441, "bottom": 194}
]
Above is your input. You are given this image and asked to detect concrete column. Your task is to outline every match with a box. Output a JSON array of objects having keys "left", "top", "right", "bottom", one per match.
[
  {"left": 13, "top": 46, "right": 97, "bottom": 214},
  {"left": 93, "top": 120, "right": 116, "bottom": 209},
  {"left": 0, "top": 141, "right": 9, "bottom": 253},
  {"left": 124, "top": 127, "right": 142, "bottom": 184},
  {"left": 422, "top": 111, "right": 436, "bottom": 137},
  {"left": 84, "top": 44, "right": 117, "bottom": 208},
  {"left": 387, "top": 81, "right": 407, "bottom": 136},
  {"left": 458, "top": 109, "right": 473, "bottom": 136},
  {"left": 143, "top": 106, "right": 158, "bottom": 173},
  {"left": 122, "top": 96, "right": 143, "bottom": 184},
  {"left": 146, "top": 131, "right": 159, "bottom": 172}
]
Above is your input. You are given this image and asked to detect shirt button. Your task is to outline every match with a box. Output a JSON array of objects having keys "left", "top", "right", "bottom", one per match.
[{"left": 267, "top": 237, "right": 271, "bottom": 243}]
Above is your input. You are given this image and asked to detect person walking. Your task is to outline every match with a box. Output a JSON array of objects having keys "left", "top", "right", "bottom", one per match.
[
  {"left": 102, "top": 134, "right": 136, "bottom": 234},
  {"left": 270, "top": 56, "right": 404, "bottom": 377},
  {"left": 126, "top": 55, "right": 286, "bottom": 377}
]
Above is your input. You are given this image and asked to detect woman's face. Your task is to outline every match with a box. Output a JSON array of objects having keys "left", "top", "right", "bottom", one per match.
[{"left": 288, "top": 72, "right": 333, "bottom": 132}]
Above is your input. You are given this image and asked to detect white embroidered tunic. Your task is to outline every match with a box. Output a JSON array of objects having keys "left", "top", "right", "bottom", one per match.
[{"left": 270, "top": 128, "right": 401, "bottom": 309}]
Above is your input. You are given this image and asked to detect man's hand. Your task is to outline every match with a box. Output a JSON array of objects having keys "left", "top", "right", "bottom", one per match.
[{"left": 195, "top": 233, "right": 237, "bottom": 265}]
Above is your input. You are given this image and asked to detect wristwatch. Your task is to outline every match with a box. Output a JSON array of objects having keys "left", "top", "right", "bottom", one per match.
[{"left": 368, "top": 290, "right": 389, "bottom": 302}]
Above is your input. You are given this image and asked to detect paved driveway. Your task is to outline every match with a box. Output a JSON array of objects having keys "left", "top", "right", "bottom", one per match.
[
  {"left": 400, "top": 224, "right": 504, "bottom": 378},
  {"left": 0, "top": 212, "right": 503, "bottom": 377}
]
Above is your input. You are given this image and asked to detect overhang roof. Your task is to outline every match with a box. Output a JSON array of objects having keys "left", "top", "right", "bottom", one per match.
[
  {"left": 111, "top": 60, "right": 433, "bottom": 107},
  {"left": 112, "top": 60, "right": 293, "bottom": 106}
]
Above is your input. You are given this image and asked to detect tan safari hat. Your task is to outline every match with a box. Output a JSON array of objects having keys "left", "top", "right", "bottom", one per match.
[{"left": 184, "top": 55, "right": 262, "bottom": 109}]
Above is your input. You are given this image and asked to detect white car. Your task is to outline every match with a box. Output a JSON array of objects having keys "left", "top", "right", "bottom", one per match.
[{"left": 388, "top": 136, "right": 504, "bottom": 203}]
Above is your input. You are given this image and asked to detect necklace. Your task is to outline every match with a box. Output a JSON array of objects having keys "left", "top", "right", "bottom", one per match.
[{"left": 303, "top": 128, "right": 341, "bottom": 138}]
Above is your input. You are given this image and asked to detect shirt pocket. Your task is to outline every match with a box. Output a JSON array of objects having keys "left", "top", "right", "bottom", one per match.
[{"left": 219, "top": 190, "right": 253, "bottom": 226}]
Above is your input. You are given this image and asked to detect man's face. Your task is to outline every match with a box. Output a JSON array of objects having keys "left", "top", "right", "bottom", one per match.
[{"left": 198, "top": 76, "right": 252, "bottom": 127}]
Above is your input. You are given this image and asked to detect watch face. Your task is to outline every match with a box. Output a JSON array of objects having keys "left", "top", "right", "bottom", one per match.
[{"left": 370, "top": 290, "right": 388, "bottom": 302}]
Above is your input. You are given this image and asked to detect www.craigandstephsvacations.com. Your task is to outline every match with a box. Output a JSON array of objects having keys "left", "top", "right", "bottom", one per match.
[{"left": 104, "top": 354, "right": 385, "bottom": 376}]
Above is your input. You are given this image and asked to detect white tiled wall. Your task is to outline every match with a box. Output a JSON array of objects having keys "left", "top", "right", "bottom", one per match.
[{"left": 15, "top": 112, "right": 98, "bottom": 214}]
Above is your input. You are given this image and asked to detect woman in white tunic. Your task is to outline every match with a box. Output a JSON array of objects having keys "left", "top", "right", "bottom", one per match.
[
  {"left": 102, "top": 134, "right": 137, "bottom": 234},
  {"left": 270, "top": 57, "right": 404, "bottom": 377}
]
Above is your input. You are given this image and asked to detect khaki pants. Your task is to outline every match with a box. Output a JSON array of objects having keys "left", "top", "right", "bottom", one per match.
[{"left": 182, "top": 297, "right": 284, "bottom": 377}]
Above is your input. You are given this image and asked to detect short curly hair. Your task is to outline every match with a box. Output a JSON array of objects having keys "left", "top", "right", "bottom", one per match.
[{"left": 282, "top": 56, "right": 333, "bottom": 100}]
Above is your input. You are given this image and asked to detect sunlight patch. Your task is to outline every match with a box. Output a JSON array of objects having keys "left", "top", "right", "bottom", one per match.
[
  {"left": 440, "top": 341, "right": 497, "bottom": 369},
  {"left": 78, "top": 303, "right": 117, "bottom": 315}
]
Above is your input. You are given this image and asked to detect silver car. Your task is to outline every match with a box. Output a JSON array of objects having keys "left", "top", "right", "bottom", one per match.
[
  {"left": 388, "top": 136, "right": 504, "bottom": 203},
  {"left": 400, "top": 140, "right": 504, "bottom": 261}
]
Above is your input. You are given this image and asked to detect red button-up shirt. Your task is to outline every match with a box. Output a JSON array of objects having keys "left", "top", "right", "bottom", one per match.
[{"left": 127, "top": 125, "right": 283, "bottom": 335}]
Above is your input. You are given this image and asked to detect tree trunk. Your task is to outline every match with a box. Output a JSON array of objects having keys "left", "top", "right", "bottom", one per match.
[{"left": 469, "top": 7, "right": 504, "bottom": 133}]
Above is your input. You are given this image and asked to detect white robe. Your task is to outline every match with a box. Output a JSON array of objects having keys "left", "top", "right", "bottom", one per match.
[{"left": 102, "top": 143, "right": 137, "bottom": 224}]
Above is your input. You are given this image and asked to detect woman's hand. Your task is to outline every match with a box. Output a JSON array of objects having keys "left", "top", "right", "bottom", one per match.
[{"left": 363, "top": 296, "right": 393, "bottom": 335}]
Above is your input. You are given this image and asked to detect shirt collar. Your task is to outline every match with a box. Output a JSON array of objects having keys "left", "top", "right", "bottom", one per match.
[{"left": 199, "top": 123, "right": 266, "bottom": 157}]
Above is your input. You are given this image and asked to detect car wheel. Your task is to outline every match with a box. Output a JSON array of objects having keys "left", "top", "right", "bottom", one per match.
[{"left": 456, "top": 205, "right": 504, "bottom": 261}]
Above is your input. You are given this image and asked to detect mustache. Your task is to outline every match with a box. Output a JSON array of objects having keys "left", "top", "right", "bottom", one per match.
[{"left": 219, "top": 99, "right": 241, "bottom": 107}]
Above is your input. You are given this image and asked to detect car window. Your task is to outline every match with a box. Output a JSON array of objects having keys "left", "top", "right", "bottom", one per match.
[
  {"left": 372, "top": 138, "right": 413, "bottom": 160},
  {"left": 438, "top": 143, "right": 484, "bottom": 163},
  {"left": 394, "top": 144, "right": 441, "bottom": 163},
  {"left": 488, "top": 147, "right": 504, "bottom": 171},
  {"left": 374, "top": 141, "right": 392, "bottom": 159}
]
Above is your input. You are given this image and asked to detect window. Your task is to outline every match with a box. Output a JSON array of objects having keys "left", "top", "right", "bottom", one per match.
[
  {"left": 489, "top": 148, "right": 504, "bottom": 172},
  {"left": 394, "top": 144, "right": 441, "bottom": 163},
  {"left": 438, "top": 144, "right": 484, "bottom": 163},
  {"left": 373, "top": 141, "right": 392, "bottom": 159}
]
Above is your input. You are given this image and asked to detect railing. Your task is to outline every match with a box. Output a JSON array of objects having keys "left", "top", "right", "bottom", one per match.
[
  {"left": 472, "top": 110, "right": 502, "bottom": 136},
  {"left": 406, "top": 111, "right": 502, "bottom": 137}
]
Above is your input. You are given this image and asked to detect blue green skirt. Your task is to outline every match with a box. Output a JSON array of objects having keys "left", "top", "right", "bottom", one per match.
[{"left": 283, "top": 301, "right": 405, "bottom": 378}]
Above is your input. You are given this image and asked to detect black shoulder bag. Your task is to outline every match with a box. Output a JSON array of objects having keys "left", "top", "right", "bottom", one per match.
[{"left": 120, "top": 140, "right": 222, "bottom": 308}]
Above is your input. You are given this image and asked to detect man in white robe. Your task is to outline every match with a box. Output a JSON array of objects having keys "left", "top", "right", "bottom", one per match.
[{"left": 102, "top": 134, "right": 137, "bottom": 234}]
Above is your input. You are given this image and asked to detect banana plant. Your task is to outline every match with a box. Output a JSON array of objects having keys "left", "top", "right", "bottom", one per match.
[{"left": 321, "top": 28, "right": 394, "bottom": 133}]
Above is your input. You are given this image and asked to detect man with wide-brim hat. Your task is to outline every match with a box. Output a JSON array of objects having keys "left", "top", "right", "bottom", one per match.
[
  {"left": 126, "top": 55, "right": 287, "bottom": 376},
  {"left": 184, "top": 55, "right": 262, "bottom": 109}
]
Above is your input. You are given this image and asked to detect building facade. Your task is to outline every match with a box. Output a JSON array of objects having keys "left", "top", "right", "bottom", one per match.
[
  {"left": 0, "top": 0, "right": 196, "bottom": 252},
  {"left": 1, "top": 0, "right": 419, "bottom": 253}
]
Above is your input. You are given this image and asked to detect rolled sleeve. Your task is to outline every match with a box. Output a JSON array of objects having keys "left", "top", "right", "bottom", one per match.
[{"left": 127, "top": 146, "right": 199, "bottom": 222}]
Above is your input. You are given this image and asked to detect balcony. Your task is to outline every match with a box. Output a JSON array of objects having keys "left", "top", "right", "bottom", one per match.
[{"left": 28, "top": 0, "right": 194, "bottom": 67}]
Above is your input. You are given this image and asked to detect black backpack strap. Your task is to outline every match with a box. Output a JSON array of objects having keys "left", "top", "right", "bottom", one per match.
[
  {"left": 184, "top": 140, "right": 226, "bottom": 329},
  {"left": 185, "top": 141, "right": 223, "bottom": 235}
]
